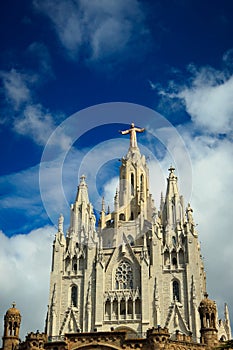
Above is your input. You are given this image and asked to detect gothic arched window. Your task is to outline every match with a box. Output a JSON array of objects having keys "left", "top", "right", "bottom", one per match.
[
  {"left": 65, "top": 257, "right": 70, "bottom": 271},
  {"left": 13, "top": 322, "right": 17, "bottom": 336},
  {"left": 127, "top": 235, "right": 134, "bottom": 246},
  {"left": 173, "top": 280, "right": 180, "bottom": 302},
  {"left": 72, "top": 257, "right": 77, "bottom": 271},
  {"left": 172, "top": 236, "right": 176, "bottom": 246},
  {"left": 71, "top": 285, "right": 78, "bottom": 307},
  {"left": 172, "top": 204, "right": 176, "bottom": 224},
  {"left": 140, "top": 174, "right": 144, "bottom": 199},
  {"left": 140, "top": 174, "right": 144, "bottom": 189},
  {"left": 9, "top": 321, "right": 13, "bottom": 335},
  {"left": 119, "top": 213, "right": 125, "bottom": 221},
  {"left": 131, "top": 173, "right": 134, "bottom": 196},
  {"left": 115, "top": 261, "right": 133, "bottom": 290}
]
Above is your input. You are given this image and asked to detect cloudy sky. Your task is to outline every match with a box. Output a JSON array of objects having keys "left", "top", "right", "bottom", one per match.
[{"left": 0, "top": 0, "right": 233, "bottom": 340}]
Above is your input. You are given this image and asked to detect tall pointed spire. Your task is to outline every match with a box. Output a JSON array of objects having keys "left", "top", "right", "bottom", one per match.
[
  {"left": 75, "top": 174, "right": 89, "bottom": 203},
  {"left": 162, "top": 166, "right": 182, "bottom": 227},
  {"left": 69, "top": 175, "right": 96, "bottom": 243},
  {"left": 224, "top": 303, "right": 232, "bottom": 339},
  {"left": 166, "top": 165, "right": 179, "bottom": 198},
  {"left": 102, "top": 197, "right": 105, "bottom": 211}
]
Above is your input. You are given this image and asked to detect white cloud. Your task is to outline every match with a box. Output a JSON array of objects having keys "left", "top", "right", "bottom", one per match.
[
  {"left": 155, "top": 62, "right": 233, "bottom": 135},
  {"left": 103, "top": 176, "right": 119, "bottom": 212},
  {"left": 0, "top": 69, "right": 33, "bottom": 110},
  {"left": 0, "top": 226, "right": 55, "bottom": 339},
  {"left": 0, "top": 141, "right": 123, "bottom": 235},
  {"left": 182, "top": 130, "right": 233, "bottom": 318},
  {"left": 0, "top": 67, "right": 70, "bottom": 147},
  {"left": 151, "top": 58, "right": 233, "bottom": 323},
  {"left": 14, "top": 104, "right": 59, "bottom": 146},
  {"left": 0, "top": 41, "right": 57, "bottom": 147},
  {"left": 34, "top": 0, "right": 82, "bottom": 56},
  {"left": 90, "top": 17, "right": 131, "bottom": 60},
  {"left": 33, "top": 0, "right": 149, "bottom": 64},
  {"left": 177, "top": 73, "right": 233, "bottom": 134},
  {"left": 145, "top": 124, "right": 233, "bottom": 322},
  {"left": 0, "top": 165, "right": 40, "bottom": 210}
]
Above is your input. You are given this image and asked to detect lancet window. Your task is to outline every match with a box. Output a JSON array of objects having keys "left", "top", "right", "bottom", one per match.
[
  {"left": 72, "top": 257, "right": 77, "bottom": 271},
  {"left": 71, "top": 285, "right": 78, "bottom": 307},
  {"left": 140, "top": 174, "right": 144, "bottom": 199},
  {"left": 173, "top": 280, "right": 180, "bottom": 302},
  {"left": 8, "top": 321, "right": 18, "bottom": 336},
  {"left": 127, "top": 234, "right": 134, "bottom": 246},
  {"left": 131, "top": 173, "right": 134, "bottom": 196}
]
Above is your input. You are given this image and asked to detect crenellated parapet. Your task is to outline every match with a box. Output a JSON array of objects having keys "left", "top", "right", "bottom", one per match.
[{"left": 20, "top": 332, "right": 47, "bottom": 350}]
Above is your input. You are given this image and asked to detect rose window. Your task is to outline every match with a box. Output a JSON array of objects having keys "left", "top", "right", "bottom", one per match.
[{"left": 115, "top": 261, "right": 133, "bottom": 289}]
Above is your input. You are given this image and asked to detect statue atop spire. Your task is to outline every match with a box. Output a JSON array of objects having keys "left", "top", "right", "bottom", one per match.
[{"left": 119, "top": 122, "right": 145, "bottom": 148}]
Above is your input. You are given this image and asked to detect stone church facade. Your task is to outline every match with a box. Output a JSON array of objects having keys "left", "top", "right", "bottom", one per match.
[{"left": 1, "top": 123, "right": 232, "bottom": 350}]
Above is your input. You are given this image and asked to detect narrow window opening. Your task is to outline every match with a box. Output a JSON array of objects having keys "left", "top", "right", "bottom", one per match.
[
  {"left": 172, "top": 236, "right": 176, "bottom": 245},
  {"left": 173, "top": 280, "right": 180, "bottom": 302},
  {"left": 127, "top": 235, "right": 134, "bottom": 246},
  {"left": 140, "top": 174, "right": 144, "bottom": 199},
  {"left": 13, "top": 322, "right": 17, "bottom": 336},
  {"left": 120, "top": 300, "right": 125, "bottom": 315},
  {"left": 119, "top": 213, "right": 125, "bottom": 221},
  {"left": 71, "top": 285, "right": 78, "bottom": 307},
  {"left": 131, "top": 173, "right": 134, "bottom": 196},
  {"left": 79, "top": 257, "right": 84, "bottom": 270}
]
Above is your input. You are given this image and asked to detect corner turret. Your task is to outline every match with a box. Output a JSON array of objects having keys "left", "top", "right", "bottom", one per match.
[
  {"left": 2, "top": 303, "right": 21, "bottom": 350},
  {"left": 199, "top": 293, "right": 218, "bottom": 346}
]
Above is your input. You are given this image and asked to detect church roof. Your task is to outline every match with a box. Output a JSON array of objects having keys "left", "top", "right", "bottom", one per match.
[
  {"left": 6, "top": 302, "right": 21, "bottom": 316},
  {"left": 199, "top": 293, "right": 216, "bottom": 309}
]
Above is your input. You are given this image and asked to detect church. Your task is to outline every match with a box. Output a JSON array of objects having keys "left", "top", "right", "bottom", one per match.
[{"left": 1, "top": 124, "right": 232, "bottom": 350}]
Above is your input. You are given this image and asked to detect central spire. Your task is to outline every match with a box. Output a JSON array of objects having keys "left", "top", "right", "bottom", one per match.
[{"left": 119, "top": 122, "right": 145, "bottom": 149}]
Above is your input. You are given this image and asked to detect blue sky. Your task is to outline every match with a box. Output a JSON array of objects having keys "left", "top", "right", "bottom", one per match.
[{"left": 0, "top": 0, "right": 233, "bottom": 340}]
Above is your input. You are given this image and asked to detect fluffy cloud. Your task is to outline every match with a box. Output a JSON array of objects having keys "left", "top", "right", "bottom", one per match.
[
  {"left": 33, "top": 0, "right": 150, "bottom": 64},
  {"left": 176, "top": 127, "right": 233, "bottom": 317},
  {"left": 0, "top": 69, "right": 33, "bottom": 110},
  {"left": 0, "top": 67, "right": 70, "bottom": 147},
  {"left": 14, "top": 104, "right": 66, "bottom": 147},
  {"left": 150, "top": 58, "right": 233, "bottom": 322},
  {"left": 0, "top": 40, "right": 60, "bottom": 147},
  {"left": 0, "top": 226, "right": 55, "bottom": 339},
  {"left": 0, "top": 140, "right": 125, "bottom": 236},
  {"left": 177, "top": 71, "right": 233, "bottom": 134},
  {"left": 155, "top": 62, "right": 233, "bottom": 135}
]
